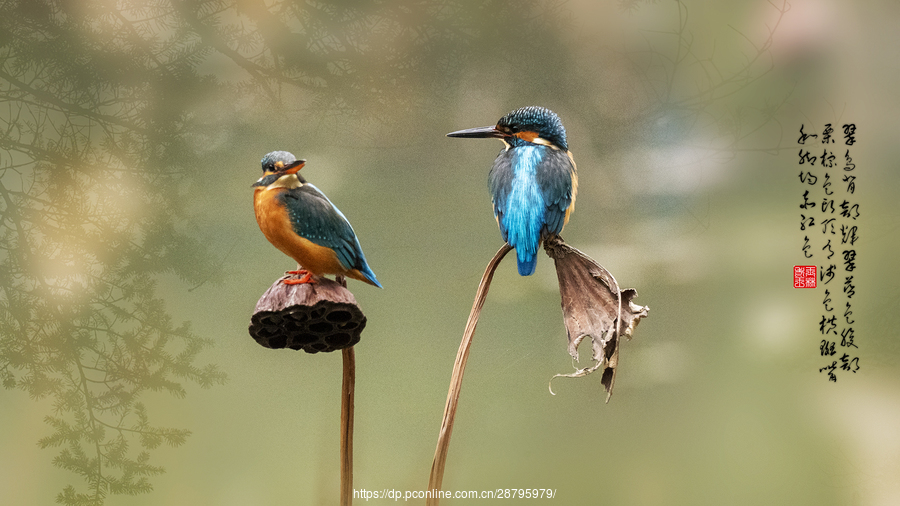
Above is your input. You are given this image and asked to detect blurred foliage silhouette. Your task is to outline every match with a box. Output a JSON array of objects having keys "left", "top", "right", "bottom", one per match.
[
  {"left": 0, "top": 0, "right": 797, "bottom": 504},
  {"left": 637, "top": 0, "right": 791, "bottom": 152},
  {"left": 580, "top": 0, "right": 792, "bottom": 156},
  {"left": 0, "top": 0, "right": 231, "bottom": 503},
  {"left": 0, "top": 0, "right": 570, "bottom": 503}
]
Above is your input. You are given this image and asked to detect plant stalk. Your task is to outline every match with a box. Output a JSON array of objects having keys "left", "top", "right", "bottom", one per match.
[
  {"left": 341, "top": 345, "right": 355, "bottom": 506},
  {"left": 426, "top": 244, "right": 512, "bottom": 505}
]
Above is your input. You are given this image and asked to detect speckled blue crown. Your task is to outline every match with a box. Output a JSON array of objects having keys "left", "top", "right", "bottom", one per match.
[
  {"left": 498, "top": 106, "right": 567, "bottom": 150},
  {"left": 261, "top": 150, "right": 297, "bottom": 171}
]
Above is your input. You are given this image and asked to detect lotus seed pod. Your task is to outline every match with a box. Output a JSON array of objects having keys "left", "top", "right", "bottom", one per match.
[{"left": 249, "top": 276, "right": 367, "bottom": 353}]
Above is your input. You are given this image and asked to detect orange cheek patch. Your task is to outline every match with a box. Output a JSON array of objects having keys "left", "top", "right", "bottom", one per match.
[
  {"left": 285, "top": 162, "right": 305, "bottom": 174},
  {"left": 515, "top": 131, "right": 539, "bottom": 142}
]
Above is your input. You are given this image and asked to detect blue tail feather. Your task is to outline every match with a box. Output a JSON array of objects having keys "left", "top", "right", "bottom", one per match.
[
  {"left": 516, "top": 250, "right": 537, "bottom": 276},
  {"left": 359, "top": 262, "right": 382, "bottom": 288}
]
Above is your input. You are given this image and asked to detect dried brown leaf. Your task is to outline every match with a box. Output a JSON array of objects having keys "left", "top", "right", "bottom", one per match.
[{"left": 544, "top": 236, "right": 649, "bottom": 402}]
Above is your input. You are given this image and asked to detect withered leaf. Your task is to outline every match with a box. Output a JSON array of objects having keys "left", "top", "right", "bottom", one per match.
[{"left": 543, "top": 236, "right": 649, "bottom": 402}]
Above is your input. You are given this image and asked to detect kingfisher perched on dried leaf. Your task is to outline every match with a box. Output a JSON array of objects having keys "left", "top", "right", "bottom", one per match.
[
  {"left": 252, "top": 151, "right": 382, "bottom": 288},
  {"left": 447, "top": 106, "right": 577, "bottom": 275}
]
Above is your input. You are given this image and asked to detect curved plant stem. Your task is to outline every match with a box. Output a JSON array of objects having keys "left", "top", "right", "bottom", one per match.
[{"left": 427, "top": 244, "right": 513, "bottom": 505}]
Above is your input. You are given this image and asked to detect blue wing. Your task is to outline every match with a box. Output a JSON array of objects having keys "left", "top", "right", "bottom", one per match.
[
  {"left": 488, "top": 150, "right": 514, "bottom": 243},
  {"left": 535, "top": 148, "right": 576, "bottom": 239},
  {"left": 279, "top": 183, "right": 379, "bottom": 284}
]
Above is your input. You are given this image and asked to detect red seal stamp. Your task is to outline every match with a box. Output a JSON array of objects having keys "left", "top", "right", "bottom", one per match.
[{"left": 793, "top": 265, "right": 817, "bottom": 288}]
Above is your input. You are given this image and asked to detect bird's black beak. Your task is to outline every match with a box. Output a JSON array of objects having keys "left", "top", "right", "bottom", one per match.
[
  {"left": 279, "top": 160, "right": 306, "bottom": 174},
  {"left": 446, "top": 125, "right": 505, "bottom": 139}
]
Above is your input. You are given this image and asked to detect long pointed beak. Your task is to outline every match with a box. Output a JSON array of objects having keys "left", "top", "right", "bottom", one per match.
[
  {"left": 446, "top": 125, "right": 504, "bottom": 139},
  {"left": 283, "top": 159, "right": 306, "bottom": 174}
]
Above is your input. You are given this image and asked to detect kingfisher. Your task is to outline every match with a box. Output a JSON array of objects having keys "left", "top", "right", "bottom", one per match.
[
  {"left": 252, "top": 151, "right": 382, "bottom": 288},
  {"left": 447, "top": 106, "right": 577, "bottom": 276}
]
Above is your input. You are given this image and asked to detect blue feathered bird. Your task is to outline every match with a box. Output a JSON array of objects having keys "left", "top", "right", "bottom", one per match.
[
  {"left": 252, "top": 151, "right": 382, "bottom": 288},
  {"left": 448, "top": 106, "right": 578, "bottom": 275}
]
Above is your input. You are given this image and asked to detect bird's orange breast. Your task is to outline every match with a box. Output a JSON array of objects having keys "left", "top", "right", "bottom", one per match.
[{"left": 253, "top": 187, "right": 346, "bottom": 276}]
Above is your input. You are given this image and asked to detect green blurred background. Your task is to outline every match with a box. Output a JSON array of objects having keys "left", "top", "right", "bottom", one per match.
[{"left": 2, "top": 0, "right": 898, "bottom": 504}]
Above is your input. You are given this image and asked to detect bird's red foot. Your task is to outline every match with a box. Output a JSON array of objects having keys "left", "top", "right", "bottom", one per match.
[{"left": 283, "top": 269, "right": 316, "bottom": 285}]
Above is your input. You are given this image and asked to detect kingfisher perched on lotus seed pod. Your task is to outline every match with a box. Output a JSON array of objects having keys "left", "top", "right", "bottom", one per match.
[
  {"left": 252, "top": 151, "right": 382, "bottom": 288},
  {"left": 447, "top": 106, "right": 577, "bottom": 276}
]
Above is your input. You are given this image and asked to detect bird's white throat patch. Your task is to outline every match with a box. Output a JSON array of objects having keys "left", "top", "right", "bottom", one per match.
[{"left": 266, "top": 173, "right": 303, "bottom": 190}]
